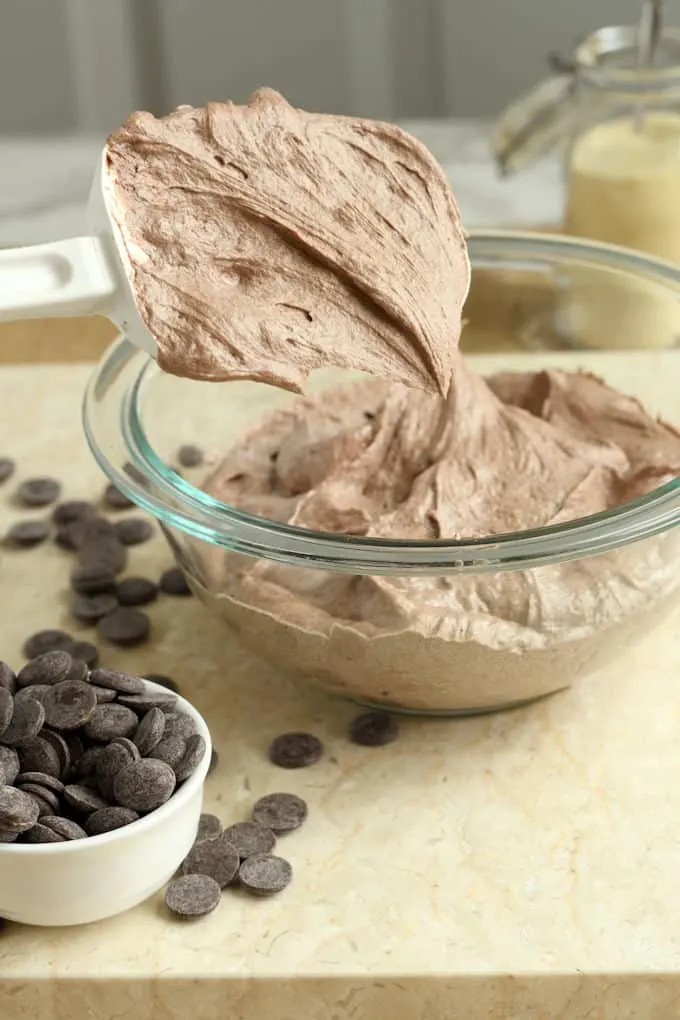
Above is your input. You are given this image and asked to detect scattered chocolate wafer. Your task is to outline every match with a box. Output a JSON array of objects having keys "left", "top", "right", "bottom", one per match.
[
  {"left": 252, "top": 793, "right": 308, "bottom": 834},
  {"left": 348, "top": 711, "right": 399, "bottom": 747},
  {"left": 5, "top": 519, "right": 50, "bottom": 547},
  {"left": 97, "top": 607, "right": 150, "bottom": 646},
  {"left": 118, "top": 691, "right": 177, "bottom": 713},
  {"left": 0, "top": 457, "right": 15, "bottom": 484},
  {"left": 165, "top": 874, "right": 221, "bottom": 919},
  {"left": 174, "top": 733, "right": 206, "bottom": 782},
  {"left": 268, "top": 731, "right": 323, "bottom": 769},
  {"left": 16, "top": 477, "right": 61, "bottom": 508},
  {"left": 114, "top": 517, "right": 154, "bottom": 546},
  {"left": 71, "top": 592, "right": 119, "bottom": 624},
  {"left": 22, "top": 630, "right": 73, "bottom": 660},
  {"left": 16, "top": 772, "right": 64, "bottom": 795},
  {"left": 149, "top": 734, "right": 187, "bottom": 768},
  {"left": 52, "top": 500, "right": 96, "bottom": 526},
  {"left": 103, "top": 483, "right": 134, "bottom": 510},
  {"left": 239, "top": 854, "right": 292, "bottom": 896},
  {"left": 163, "top": 712, "right": 195, "bottom": 741},
  {"left": 0, "top": 746, "right": 20, "bottom": 785},
  {"left": 63, "top": 784, "right": 109, "bottom": 814},
  {"left": 17, "top": 735, "right": 62, "bottom": 777},
  {"left": 181, "top": 832, "right": 240, "bottom": 888},
  {"left": 132, "top": 707, "right": 166, "bottom": 756},
  {"left": 40, "top": 815, "right": 87, "bottom": 840},
  {"left": 70, "top": 564, "right": 116, "bottom": 595},
  {"left": 195, "top": 813, "right": 222, "bottom": 843},
  {"left": 116, "top": 577, "right": 158, "bottom": 606},
  {"left": 177, "top": 445, "right": 204, "bottom": 468},
  {"left": 159, "top": 567, "right": 192, "bottom": 596},
  {"left": 222, "top": 821, "right": 276, "bottom": 859}
]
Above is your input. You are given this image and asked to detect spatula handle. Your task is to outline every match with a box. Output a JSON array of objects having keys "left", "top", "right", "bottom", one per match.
[{"left": 0, "top": 236, "right": 118, "bottom": 322}]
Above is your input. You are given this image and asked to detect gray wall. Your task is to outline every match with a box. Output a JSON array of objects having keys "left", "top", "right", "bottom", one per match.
[{"left": 0, "top": 0, "right": 668, "bottom": 133}]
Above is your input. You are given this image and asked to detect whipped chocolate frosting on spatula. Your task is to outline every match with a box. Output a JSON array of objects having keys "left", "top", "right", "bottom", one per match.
[{"left": 104, "top": 88, "right": 470, "bottom": 394}]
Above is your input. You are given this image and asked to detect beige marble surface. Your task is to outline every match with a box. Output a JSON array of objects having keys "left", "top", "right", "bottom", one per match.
[{"left": 1, "top": 353, "right": 680, "bottom": 1019}]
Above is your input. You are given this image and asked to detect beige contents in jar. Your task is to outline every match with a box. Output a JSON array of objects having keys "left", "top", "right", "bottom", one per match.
[{"left": 563, "top": 112, "right": 680, "bottom": 350}]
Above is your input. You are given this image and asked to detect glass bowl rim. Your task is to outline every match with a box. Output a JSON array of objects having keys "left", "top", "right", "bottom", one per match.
[{"left": 83, "top": 230, "right": 680, "bottom": 576}]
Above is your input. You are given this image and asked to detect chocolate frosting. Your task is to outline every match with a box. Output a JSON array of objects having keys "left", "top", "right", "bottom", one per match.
[{"left": 104, "top": 88, "right": 470, "bottom": 394}]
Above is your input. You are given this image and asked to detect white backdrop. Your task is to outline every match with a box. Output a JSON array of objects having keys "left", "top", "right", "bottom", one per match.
[{"left": 0, "top": 0, "right": 654, "bottom": 133}]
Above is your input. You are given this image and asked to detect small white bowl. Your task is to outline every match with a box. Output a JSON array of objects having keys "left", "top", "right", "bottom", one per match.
[{"left": 0, "top": 679, "right": 212, "bottom": 927}]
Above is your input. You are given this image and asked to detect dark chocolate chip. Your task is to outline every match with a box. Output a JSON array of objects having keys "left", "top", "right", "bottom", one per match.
[
  {"left": 64, "top": 660, "right": 89, "bottom": 686},
  {"left": 251, "top": 792, "right": 308, "bottom": 834},
  {"left": 177, "top": 445, "right": 204, "bottom": 468},
  {"left": 55, "top": 520, "right": 87, "bottom": 551},
  {"left": 0, "top": 830, "right": 18, "bottom": 843},
  {"left": 195, "top": 813, "right": 222, "bottom": 843},
  {"left": 113, "top": 759, "right": 176, "bottom": 812},
  {"left": 22, "top": 630, "right": 73, "bottom": 660},
  {"left": 41, "top": 729, "right": 71, "bottom": 777},
  {"left": 89, "top": 668, "right": 144, "bottom": 695},
  {"left": 97, "top": 608, "right": 150, "bottom": 646},
  {"left": 0, "top": 786, "right": 41, "bottom": 833},
  {"left": 17, "top": 650, "right": 74, "bottom": 688},
  {"left": 110, "top": 736, "right": 141, "bottom": 761},
  {"left": 165, "top": 874, "right": 220, "bottom": 918},
  {"left": 149, "top": 735, "right": 186, "bottom": 769},
  {"left": 14, "top": 684, "right": 50, "bottom": 709},
  {"left": 222, "top": 821, "right": 276, "bottom": 859},
  {"left": 16, "top": 772, "right": 64, "bottom": 795},
  {"left": 70, "top": 563, "right": 116, "bottom": 595},
  {"left": 268, "top": 732, "right": 323, "bottom": 769},
  {"left": 68, "top": 641, "right": 99, "bottom": 669},
  {"left": 116, "top": 577, "right": 158, "bottom": 607},
  {"left": 103, "top": 483, "right": 134, "bottom": 509},
  {"left": 159, "top": 567, "right": 192, "bottom": 596},
  {"left": 132, "top": 707, "right": 166, "bottom": 756},
  {"left": 174, "top": 733, "right": 206, "bottom": 782},
  {"left": 16, "top": 477, "right": 61, "bottom": 508},
  {"left": 96, "top": 741, "right": 138, "bottom": 800},
  {"left": 1, "top": 698, "right": 45, "bottom": 747},
  {"left": 91, "top": 685, "right": 117, "bottom": 703},
  {"left": 63, "top": 783, "right": 109, "bottom": 814},
  {"left": 42, "top": 680, "right": 97, "bottom": 731},
  {"left": 239, "top": 854, "right": 292, "bottom": 896},
  {"left": 71, "top": 744, "right": 102, "bottom": 777},
  {"left": 0, "top": 687, "right": 13, "bottom": 738},
  {"left": 40, "top": 815, "right": 87, "bottom": 840},
  {"left": 5, "top": 518, "right": 50, "bottom": 547},
  {"left": 163, "top": 712, "right": 195, "bottom": 741},
  {"left": 114, "top": 517, "right": 154, "bottom": 546},
  {"left": 143, "top": 673, "right": 179, "bottom": 693},
  {"left": 0, "top": 745, "right": 20, "bottom": 785},
  {"left": 17, "top": 735, "right": 62, "bottom": 777},
  {"left": 71, "top": 592, "right": 119, "bottom": 624},
  {"left": 52, "top": 500, "right": 96, "bottom": 526},
  {"left": 86, "top": 805, "right": 139, "bottom": 835},
  {"left": 348, "top": 711, "right": 399, "bottom": 747},
  {"left": 25, "top": 822, "right": 64, "bottom": 843},
  {"left": 17, "top": 783, "right": 60, "bottom": 813},
  {"left": 182, "top": 832, "right": 239, "bottom": 888},
  {"left": 83, "top": 703, "right": 139, "bottom": 743},
  {"left": 78, "top": 518, "right": 127, "bottom": 574},
  {"left": 0, "top": 457, "right": 15, "bottom": 484},
  {"left": 118, "top": 692, "right": 177, "bottom": 713},
  {"left": 0, "top": 661, "right": 16, "bottom": 695}
]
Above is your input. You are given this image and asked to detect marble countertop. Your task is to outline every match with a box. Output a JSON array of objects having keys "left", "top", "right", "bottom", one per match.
[
  {"left": 0, "top": 120, "right": 564, "bottom": 247},
  {"left": 1, "top": 349, "right": 680, "bottom": 1019}
]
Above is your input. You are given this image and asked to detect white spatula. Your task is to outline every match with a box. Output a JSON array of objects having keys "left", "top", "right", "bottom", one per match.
[{"left": 0, "top": 153, "right": 156, "bottom": 357}]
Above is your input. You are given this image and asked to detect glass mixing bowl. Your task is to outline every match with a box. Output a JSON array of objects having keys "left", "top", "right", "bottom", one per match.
[{"left": 84, "top": 232, "right": 680, "bottom": 715}]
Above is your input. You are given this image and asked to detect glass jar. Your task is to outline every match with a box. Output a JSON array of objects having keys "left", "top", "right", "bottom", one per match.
[
  {"left": 495, "top": 25, "right": 680, "bottom": 351},
  {"left": 83, "top": 232, "right": 680, "bottom": 717}
]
